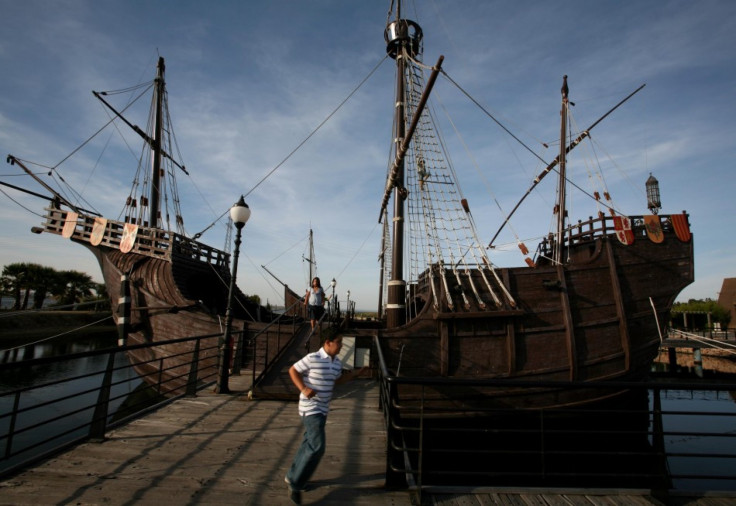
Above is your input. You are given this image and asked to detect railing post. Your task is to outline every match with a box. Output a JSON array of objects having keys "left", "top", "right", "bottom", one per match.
[
  {"left": 185, "top": 338, "right": 201, "bottom": 397},
  {"left": 157, "top": 358, "right": 164, "bottom": 395},
  {"left": 651, "top": 386, "right": 673, "bottom": 496},
  {"left": 264, "top": 331, "right": 270, "bottom": 370},
  {"left": 417, "top": 385, "right": 425, "bottom": 503},
  {"left": 251, "top": 333, "right": 257, "bottom": 388},
  {"left": 385, "top": 379, "right": 406, "bottom": 489},
  {"left": 232, "top": 328, "right": 243, "bottom": 375},
  {"left": 5, "top": 391, "right": 21, "bottom": 459},
  {"left": 89, "top": 350, "right": 116, "bottom": 440}
]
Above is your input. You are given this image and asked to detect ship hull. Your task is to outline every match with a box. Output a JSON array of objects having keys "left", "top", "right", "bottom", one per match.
[
  {"left": 374, "top": 216, "right": 694, "bottom": 411},
  {"left": 40, "top": 207, "right": 284, "bottom": 395}
]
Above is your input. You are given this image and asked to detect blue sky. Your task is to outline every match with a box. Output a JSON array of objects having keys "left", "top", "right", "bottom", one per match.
[{"left": 1, "top": 0, "right": 734, "bottom": 310}]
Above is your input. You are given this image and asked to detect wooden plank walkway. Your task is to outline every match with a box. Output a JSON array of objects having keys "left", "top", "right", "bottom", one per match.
[{"left": 1, "top": 375, "right": 734, "bottom": 505}]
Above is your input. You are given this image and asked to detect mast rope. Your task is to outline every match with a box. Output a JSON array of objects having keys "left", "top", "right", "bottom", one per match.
[
  {"left": 440, "top": 70, "right": 549, "bottom": 164},
  {"left": 192, "top": 55, "right": 389, "bottom": 240},
  {"left": 0, "top": 185, "right": 47, "bottom": 217},
  {"left": 391, "top": 51, "right": 515, "bottom": 315}
]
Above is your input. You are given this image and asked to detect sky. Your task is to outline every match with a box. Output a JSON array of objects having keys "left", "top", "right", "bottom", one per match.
[{"left": 1, "top": 0, "right": 734, "bottom": 311}]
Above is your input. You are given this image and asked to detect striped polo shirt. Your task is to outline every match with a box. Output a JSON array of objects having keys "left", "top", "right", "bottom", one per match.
[{"left": 293, "top": 347, "right": 343, "bottom": 417}]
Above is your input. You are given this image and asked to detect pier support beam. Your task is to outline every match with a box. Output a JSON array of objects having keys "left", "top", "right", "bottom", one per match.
[{"left": 668, "top": 347, "right": 678, "bottom": 368}]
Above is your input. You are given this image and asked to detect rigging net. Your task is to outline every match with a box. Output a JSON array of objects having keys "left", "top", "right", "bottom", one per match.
[{"left": 386, "top": 53, "right": 515, "bottom": 318}]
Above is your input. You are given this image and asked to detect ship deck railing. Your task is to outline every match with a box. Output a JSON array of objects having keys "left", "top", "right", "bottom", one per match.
[
  {"left": 373, "top": 336, "right": 736, "bottom": 503},
  {"left": 41, "top": 206, "right": 231, "bottom": 269},
  {"left": 535, "top": 212, "right": 683, "bottom": 259}
]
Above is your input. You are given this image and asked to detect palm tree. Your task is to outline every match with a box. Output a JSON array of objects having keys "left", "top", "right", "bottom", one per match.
[
  {"left": 54, "top": 270, "right": 95, "bottom": 308},
  {"left": 31, "top": 266, "right": 59, "bottom": 309},
  {"left": 0, "top": 274, "right": 13, "bottom": 309},
  {"left": 1, "top": 262, "right": 34, "bottom": 310}
]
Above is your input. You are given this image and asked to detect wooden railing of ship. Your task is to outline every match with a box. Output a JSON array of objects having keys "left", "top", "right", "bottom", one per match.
[
  {"left": 535, "top": 212, "right": 688, "bottom": 259},
  {"left": 38, "top": 206, "right": 230, "bottom": 270}
]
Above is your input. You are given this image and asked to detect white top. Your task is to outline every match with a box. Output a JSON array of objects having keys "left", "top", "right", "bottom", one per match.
[
  {"left": 293, "top": 347, "right": 342, "bottom": 417},
  {"left": 307, "top": 287, "right": 325, "bottom": 306}
]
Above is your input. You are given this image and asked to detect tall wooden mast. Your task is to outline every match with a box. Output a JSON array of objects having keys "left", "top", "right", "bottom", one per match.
[
  {"left": 554, "top": 75, "right": 569, "bottom": 264},
  {"left": 384, "top": 7, "right": 422, "bottom": 328},
  {"left": 149, "top": 57, "right": 165, "bottom": 229}
]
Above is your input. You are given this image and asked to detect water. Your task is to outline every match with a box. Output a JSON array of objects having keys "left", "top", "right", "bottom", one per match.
[
  {"left": 2, "top": 333, "right": 736, "bottom": 492},
  {"left": 0, "top": 331, "right": 147, "bottom": 473}
]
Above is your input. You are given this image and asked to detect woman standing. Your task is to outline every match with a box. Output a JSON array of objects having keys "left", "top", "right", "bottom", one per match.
[{"left": 304, "top": 277, "right": 326, "bottom": 330}]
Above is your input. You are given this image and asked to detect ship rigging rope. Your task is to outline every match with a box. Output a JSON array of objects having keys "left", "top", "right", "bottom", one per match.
[
  {"left": 441, "top": 69, "right": 620, "bottom": 221},
  {"left": 53, "top": 84, "right": 153, "bottom": 173},
  {"left": 439, "top": 70, "right": 548, "bottom": 166},
  {"left": 0, "top": 185, "right": 45, "bottom": 218},
  {"left": 192, "top": 55, "right": 389, "bottom": 240},
  {"left": 6, "top": 84, "right": 154, "bottom": 218}
]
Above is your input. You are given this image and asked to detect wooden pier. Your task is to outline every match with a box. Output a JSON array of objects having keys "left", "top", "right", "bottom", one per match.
[
  {"left": 659, "top": 330, "right": 736, "bottom": 374},
  {"left": 2, "top": 373, "right": 734, "bottom": 505}
]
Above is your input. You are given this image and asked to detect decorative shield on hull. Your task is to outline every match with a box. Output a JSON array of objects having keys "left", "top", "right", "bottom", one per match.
[
  {"left": 62, "top": 212, "right": 78, "bottom": 238},
  {"left": 644, "top": 215, "right": 664, "bottom": 244},
  {"left": 613, "top": 216, "right": 634, "bottom": 245}
]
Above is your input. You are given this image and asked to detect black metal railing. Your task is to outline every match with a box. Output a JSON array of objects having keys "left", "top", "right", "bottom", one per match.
[
  {"left": 0, "top": 333, "right": 224, "bottom": 478},
  {"left": 241, "top": 299, "right": 306, "bottom": 391},
  {"left": 0, "top": 301, "right": 308, "bottom": 478},
  {"left": 373, "top": 336, "right": 736, "bottom": 501}
]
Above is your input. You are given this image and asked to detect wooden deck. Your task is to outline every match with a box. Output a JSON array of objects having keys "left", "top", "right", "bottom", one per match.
[{"left": 1, "top": 375, "right": 734, "bottom": 505}]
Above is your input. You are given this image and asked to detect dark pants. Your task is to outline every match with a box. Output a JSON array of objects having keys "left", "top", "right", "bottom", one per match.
[
  {"left": 286, "top": 413, "right": 326, "bottom": 490},
  {"left": 308, "top": 304, "right": 324, "bottom": 321}
]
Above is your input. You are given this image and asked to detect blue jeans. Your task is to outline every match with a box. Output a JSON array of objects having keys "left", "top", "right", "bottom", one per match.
[{"left": 286, "top": 413, "right": 326, "bottom": 490}]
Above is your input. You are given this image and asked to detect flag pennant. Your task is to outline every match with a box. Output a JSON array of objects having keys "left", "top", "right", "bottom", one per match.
[{"left": 671, "top": 213, "right": 691, "bottom": 242}]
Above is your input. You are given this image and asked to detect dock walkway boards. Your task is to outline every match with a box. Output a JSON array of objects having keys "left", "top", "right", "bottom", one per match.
[{"left": 1, "top": 376, "right": 732, "bottom": 505}]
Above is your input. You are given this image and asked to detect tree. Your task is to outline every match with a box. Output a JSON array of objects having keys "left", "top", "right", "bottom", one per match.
[
  {"left": 31, "top": 266, "right": 59, "bottom": 309},
  {"left": 2, "top": 262, "right": 37, "bottom": 310},
  {"left": 54, "top": 270, "right": 95, "bottom": 307},
  {"left": 245, "top": 294, "right": 261, "bottom": 305},
  {"left": 0, "top": 274, "right": 13, "bottom": 309},
  {"left": 671, "top": 298, "right": 731, "bottom": 329}
]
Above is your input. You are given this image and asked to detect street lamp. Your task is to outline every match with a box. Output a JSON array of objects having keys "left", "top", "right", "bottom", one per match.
[
  {"left": 346, "top": 290, "right": 351, "bottom": 318},
  {"left": 330, "top": 278, "right": 336, "bottom": 316},
  {"left": 216, "top": 195, "right": 251, "bottom": 394}
]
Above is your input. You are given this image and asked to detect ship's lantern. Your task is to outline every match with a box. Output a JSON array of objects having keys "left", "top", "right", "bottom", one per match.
[{"left": 646, "top": 173, "right": 661, "bottom": 214}]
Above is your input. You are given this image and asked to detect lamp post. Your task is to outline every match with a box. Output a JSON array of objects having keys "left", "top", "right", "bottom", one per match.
[
  {"left": 216, "top": 195, "right": 251, "bottom": 394},
  {"left": 346, "top": 290, "right": 351, "bottom": 319},
  {"left": 330, "top": 278, "right": 336, "bottom": 315}
]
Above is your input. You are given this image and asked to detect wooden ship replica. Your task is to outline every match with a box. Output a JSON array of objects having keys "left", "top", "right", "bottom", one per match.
[
  {"left": 359, "top": 3, "right": 695, "bottom": 411},
  {"left": 6, "top": 57, "right": 291, "bottom": 394}
]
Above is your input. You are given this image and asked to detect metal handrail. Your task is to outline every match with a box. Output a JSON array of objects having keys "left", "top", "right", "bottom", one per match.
[
  {"left": 243, "top": 299, "right": 307, "bottom": 390},
  {"left": 0, "top": 333, "right": 223, "bottom": 478},
  {"left": 372, "top": 336, "right": 736, "bottom": 501}
]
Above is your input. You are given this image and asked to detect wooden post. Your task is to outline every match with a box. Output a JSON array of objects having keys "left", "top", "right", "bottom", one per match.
[{"left": 668, "top": 347, "right": 677, "bottom": 369}]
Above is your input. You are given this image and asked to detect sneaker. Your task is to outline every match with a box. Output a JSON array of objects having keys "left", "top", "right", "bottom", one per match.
[{"left": 289, "top": 488, "right": 302, "bottom": 505}]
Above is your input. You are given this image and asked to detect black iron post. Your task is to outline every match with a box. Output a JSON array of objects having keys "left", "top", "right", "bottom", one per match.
[{"left": 216, "top": 196, "right": 250, "bottom": 394}]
